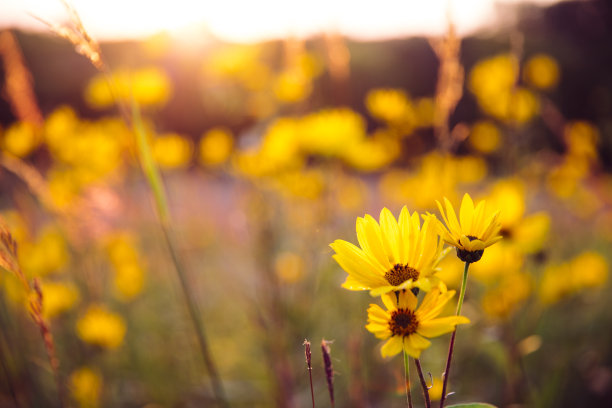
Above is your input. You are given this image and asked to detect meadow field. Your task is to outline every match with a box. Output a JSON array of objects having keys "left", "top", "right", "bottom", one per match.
[{"left": 0, "top": 1, "right": 611, "bottom": 407}]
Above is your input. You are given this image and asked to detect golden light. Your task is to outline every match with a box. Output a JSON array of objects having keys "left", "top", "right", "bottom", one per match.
[{"left": 3, "top": 0, "right": 562, "bottom": 43}]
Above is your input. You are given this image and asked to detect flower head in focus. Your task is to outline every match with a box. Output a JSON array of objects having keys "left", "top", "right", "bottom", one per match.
[
  {"left": 436, "top": 193, "right": 502, "bottom": 263},
  {"left": 331, "top": 207, "right": 446, "bottom": 296},
  {"left": 366, "top": 286, "right": 469, "bottom": 358}
]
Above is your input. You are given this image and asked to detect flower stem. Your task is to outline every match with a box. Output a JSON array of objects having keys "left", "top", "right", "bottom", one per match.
[
  {"left": 415, "top": 358, "right": 431, "bottom": 408},
  {"left": 132, "top": 103, "right": 229, "bottom": 408},
  {"left": 403, "top": 348, "right": 413, "bottom": 408},
  {"left": 439, "top": 261, "right": 470, "bottom": 408}
]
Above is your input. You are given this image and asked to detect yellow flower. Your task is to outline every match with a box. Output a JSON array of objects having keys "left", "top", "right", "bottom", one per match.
[
  {"left": 365, "top": 287, "right": 469, "bottom": 358},
  {"left": 469, "top": 120, "right": 502, "bottom": 154},
  {"left": 2, "top": 121, "right": 41, "bottom": 157},
  {"left": 523, "top": 54, "right": 560, "bottom": 90},
  {"left": 70, "top": 367, "right": 102, "bottom": 408},
  {"left": 199, "top": 128, "right": 234, "bottom": 167},
  {"left": 330, "top": 207, "right": 446, "bottom": 296},
  {"left": 152, "top": 133, "right": 193, "bottom": 169},
  {"left": 436, "top": 193, "right": 502, "bottom": 263},
  {"left": 76, "top": 305, "right": 126, "bottom": 349},
  {"left": 41, "top": 281, "right": 80, "bottom": 319}
]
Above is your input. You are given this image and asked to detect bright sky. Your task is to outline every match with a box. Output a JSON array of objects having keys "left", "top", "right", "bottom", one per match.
[{"left": 2, "top": 0, "right": 562, "bottom": 43}]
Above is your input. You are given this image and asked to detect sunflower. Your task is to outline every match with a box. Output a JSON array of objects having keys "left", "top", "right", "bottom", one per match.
[
  {"left": 366, "top": 286, "right": 469, "bottom": 358},
  {"left": 330, "top": 207, "right": 446, "bottom": 296},
  {"left": 436, "top": 193, "right": 502, "bottom": 263}
]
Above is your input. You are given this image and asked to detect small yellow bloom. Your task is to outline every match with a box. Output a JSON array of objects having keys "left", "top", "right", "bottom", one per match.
[
  {"left": 41, "top": 281, "right": 80, "bottom": 319},
  {"left": 70, "top": 367, "right": 102, "bottom": 408},
  {"left": 2, "top": 121, "right": 40, "bottom": 157},
  {"left": 76, "top": 305, "right": 126, "bottom": 349},
  {"left": 199, "top": 128, "right": 234, "bottom": 167},
  {"left": 152, "top": 133, "right": 193, "bottom": 169},
  {"left": 436, "top": 193, "right": 502, "bottom": 263},
  {"left": 366, "top": 287, "right": 469, "bottom": 358},
  {"left": 331, "top": 207, "right": 446, "bottom": 296},
  {"left": 469, "top": 120, "right": 502, "bottom": 154},
  {"left": 523, "top": 54, "right": 560, "bottom": 90}
]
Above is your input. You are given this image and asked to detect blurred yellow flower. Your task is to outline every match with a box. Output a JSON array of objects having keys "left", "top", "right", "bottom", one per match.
[
  {"left": 1, "top": 121, "right": 40, "bottom": 157},
  {"left": 481, "top": 272, "right": 531, "bottom": 320},
  {"left": 85, "top": 67, "right": 172, "bottom": 109},
  {"left": 274, "top": 251, "right": 305, "bottom": 284},
  {"left": 106, "top": 234, "right": 139, "bottom": 266},
  {"left": 379, "top": 153, "right": 486, "bottom": 211},
  {"left": 76, "top": 305, "right": 126, "bottom": 349},
  {"left": 469, "top": 120, "right": 501, "bottom": 153},
  {"left": 469, "top": 242, "right": 524, "bottom": 285},
  {"left": 565, "top": 121, "right": 599, "bottom": 161},
  {"left": 41, "top": 280, "right": 79, "bottom": 319},
  {"left": 47, "top": 169, "right": 81, "bottom": 210},
  {"left": 428, "top": 376, "right": 444, "bottom": 401},
  {"left": 539, "top": 251, "right": 609, "bottom": 304},
  {"left": 273, "top": 169, "right": 324, "bottom": 199},
  {"left": 199, "top": 128, "right": 234, "bottom": 167},
  {"left": 113, "top": 263, "right": 145, "bottom": 301},
  {"left": 571, "top": 251, "right": 608, "bottom": 290},
  {"left": 105, "top": 233, "right": 145, "bottom": 301},
  {"left": 70, "top": 367, "right": 102, "bottom": 408},
  {"left": 274, "top": 69, "right": 312, "bottom": 103},
  {"left": 331, "top": 207, "right": 445, "bottom": 296},
  {"left": 44, "top": 106, "right": 79, "bottom": 147},
  {"left": 152, "top": 133, "right": 193, "bottom": 169},
  {"left": 366, "top": 287, "right": 469, "bottom": 358},
  {"left": 523, "top": 54, "right": 560, "bottom": 90},
  {"left": 366, "top": 88, "right": 416, "bottom": 129},
  {"left": 341, "top": 131, "right": 400, "bottom": 172},
  {"left": 19, "top": 226, "right": 69, "bottom": 277},
  {"left": 298, "top": 108, "right": 366, "bottom": 156},
  {"left": 469, "top": 54, "right": 539, "bottom": 123},
  {"left": 436, "top": 193, "right": 502, "bottom": 263}
]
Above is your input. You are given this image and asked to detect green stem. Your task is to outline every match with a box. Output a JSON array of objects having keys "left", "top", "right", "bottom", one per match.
[
  {"left": 439, "top": 261, "right": 470, "bottom": 408},
  {"left": 403, "top": 347, "right": 413, "bottom": 408},
  {"left": 455, "top": 262, "right": 470, "bottom": 315},
  {"left": 132, "top": 102, "right": 229, "bottom": 408}
]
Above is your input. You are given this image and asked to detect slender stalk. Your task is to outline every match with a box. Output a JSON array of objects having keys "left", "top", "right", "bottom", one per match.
[
  {"left": 403, "top": 348, "right": 413, "bottom": 408},
  {"left": 304, "top": 340, "right": 315, "bottom": 408},
  {"left": 439, "top": 262, "right": 470, "bottom": 408},
  {"left": 132, "top": 104, "right": 229, "bottom": 408},
  {"left": 415, "top": 358, "right": 431, "bottom": 408}
]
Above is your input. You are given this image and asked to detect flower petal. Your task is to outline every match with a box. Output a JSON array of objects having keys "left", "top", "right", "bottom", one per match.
[
  {"left": 417, "top": 316, "right": 470, "bottom": 337},
  {"left": 381, "top": 336, "right": 403, "bottom": 358}
]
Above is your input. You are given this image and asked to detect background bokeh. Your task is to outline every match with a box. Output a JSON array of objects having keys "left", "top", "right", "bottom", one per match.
[{"left": 0, "top": 0, "right": 611, "bottom": 407}]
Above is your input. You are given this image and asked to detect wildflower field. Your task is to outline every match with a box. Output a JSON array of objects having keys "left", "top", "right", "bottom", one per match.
[{"left": 1, "top": 1, "right": 611, "bottom": 407}]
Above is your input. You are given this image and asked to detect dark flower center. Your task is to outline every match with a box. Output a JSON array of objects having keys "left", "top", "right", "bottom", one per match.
[
  {"left": 389, "top": 309, "right": 419, "bottom": 337},
  {"left": 456, "top": 235, "right": 484, "bottom": 263},
  {"left": 384, "top": 264, "right": 420, "bottom": 286}
]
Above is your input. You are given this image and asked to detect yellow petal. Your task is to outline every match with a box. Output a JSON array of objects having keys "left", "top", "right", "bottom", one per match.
[
  {"left": 417, "top": 316, "right": 469, "bottom": 337},
  {"left": 357, "top": 216, "right": 392, "bottom": 270},
  {"left": 381, "top": 336, "right": 404, "bottom": 358},
  {"left": 406, "top": 333, "right": 431, "bottom": 353},
  {"left": 379, "top": 208, "right": 401, "bottom": 264},
  {"left": 330, "top": 239, "right": 386, "bottom": 275},
  {"left": 459, "top": 193, "right": 475, "bottom": 234},
  {"left": 341, "top": 275, "right": 370, "bottom": 291},
  {"left": 443, "top": 197, "right": 462, "bottom": 237},
  {"left": 398, "top": 290, "right": 418, "bottom": 310},
  {"left": 381, "top": 292, "right": 397, "bottom": 310}
]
